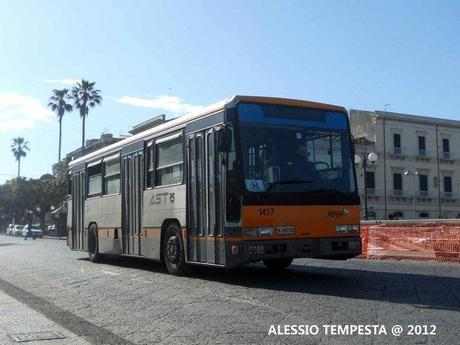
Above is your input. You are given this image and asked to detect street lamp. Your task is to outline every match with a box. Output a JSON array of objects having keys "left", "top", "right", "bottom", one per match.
[
  {"left": 355, "top": 151, "right": 378, "bottom": 220},
  {"left": 404, "top": 170, "right": 420, "bottom": 219}
]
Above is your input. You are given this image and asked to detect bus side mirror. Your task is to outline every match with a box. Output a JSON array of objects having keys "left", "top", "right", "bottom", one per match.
[{"left": 217, "top": 127, "right": 232, "bottom": 153}]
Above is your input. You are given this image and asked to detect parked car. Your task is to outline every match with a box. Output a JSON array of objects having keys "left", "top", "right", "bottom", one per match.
[
  {"left": 23, "top": 225, "right": 43, "bottom": 238},
  {"left": 12, "top": 225, "right": 25, "bottom": 237},
  {"left": 6, "top": 224, "right": 14, "bottom": 236}
]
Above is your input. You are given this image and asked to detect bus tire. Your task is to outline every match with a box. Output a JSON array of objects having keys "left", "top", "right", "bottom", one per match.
[
  {"left": 163, "top": 223, "right": 186, "bottom": 275},
  {"left": 263, "top": 257, "right": 293, "bottom": 270},
  {"left": 88, "top": 224, "right": 101, "bottom": 263}
]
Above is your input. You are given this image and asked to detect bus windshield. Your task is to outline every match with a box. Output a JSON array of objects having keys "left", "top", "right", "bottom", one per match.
[{"left": 238, "top": 103, "right": 356, "bottom": 195}]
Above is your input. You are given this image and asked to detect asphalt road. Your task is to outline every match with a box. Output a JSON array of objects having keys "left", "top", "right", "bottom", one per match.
[{"left": 0, "top": 235, "right": 459, "bottom": 345}]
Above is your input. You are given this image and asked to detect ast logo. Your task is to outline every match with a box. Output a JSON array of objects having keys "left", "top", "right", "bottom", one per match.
[{"left": 149, "top": 193, "right": 175, "bottom": 205}]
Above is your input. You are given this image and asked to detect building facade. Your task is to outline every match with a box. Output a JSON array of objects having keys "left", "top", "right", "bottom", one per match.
[
  {"left": 350, "top": 109, "right": 460, "bottom": 220},
  {"left": 66, "top": 133, "right": 126, "bottom": 162}
]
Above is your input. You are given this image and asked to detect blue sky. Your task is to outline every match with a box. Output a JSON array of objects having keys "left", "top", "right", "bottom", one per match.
[{"left": 1, "top": 0, "right": 459, "bottom": 183}]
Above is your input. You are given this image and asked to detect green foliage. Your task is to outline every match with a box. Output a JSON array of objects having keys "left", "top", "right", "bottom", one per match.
[
  {"left": 48, "top": 88, "right": 73, "bottom": 121},
  {"left": 71, "top": 79, "right": 102, "bottom": 118},
  {"left": 11, "top": 137, "right": 29, "bottom": 161},
  {"left": 0, "top": 162, "right": 68, "bottom": 228}
]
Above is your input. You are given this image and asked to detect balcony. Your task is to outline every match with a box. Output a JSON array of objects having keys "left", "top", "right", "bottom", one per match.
[
  {"left": 364, "top": 188, "right": 383, "bottom": 200},
  {"left": 392, "top": 189, "right": 403, "bottom": 196},
  {"left": 441, "top": 192, "right": 457, "bottom": 203},
  {"left": 443, "top": 191, "right": 453, "bottom": 198},
  {"left": 415, "top": 149, "right": 431, "bottom": 160},
  {"left": 389, "top": 147, "right": 406, "bottom": 159},
  {"left": 440, "top": 151, "right": 455, "bottom": 162},
  {"left": 416, "top": 191, "right": 433, "bottom": 202}
]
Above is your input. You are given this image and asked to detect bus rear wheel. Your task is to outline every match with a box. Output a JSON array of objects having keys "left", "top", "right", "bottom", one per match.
[
  {"left": 263, "top": 257, "right": 293, "bottom": 270},
  {"left": 163, "top": 223, "right": 186, "bottom": 275},
  {"left": 88, "top": 225, "right": 101, "bottom": 263}
]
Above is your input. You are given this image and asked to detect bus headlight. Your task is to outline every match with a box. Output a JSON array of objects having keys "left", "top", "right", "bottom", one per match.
[
  {"left": 336, "top": 224, "right": 360, "bottom": 233},
  {"left": 245, "top": 229, "right": 258, "bottom": 237},
  {"left": 245, "top": 227, "right": 274, "bottom": 237},
  {"left": 258, "top": 227, "right": 273, "bottom": 236},
  {"left": 275, "top": 226, "right": 295, "bottom": 235}
]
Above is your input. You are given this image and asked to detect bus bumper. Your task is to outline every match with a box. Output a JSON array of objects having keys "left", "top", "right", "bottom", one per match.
[{"left": 226, "top": 236, "right": 362, "bottom": 268}]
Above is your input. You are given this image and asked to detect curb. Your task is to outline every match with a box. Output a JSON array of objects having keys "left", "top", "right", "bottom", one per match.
[{"left": 43, "top": 236, "right": 67, "bottom": 240}]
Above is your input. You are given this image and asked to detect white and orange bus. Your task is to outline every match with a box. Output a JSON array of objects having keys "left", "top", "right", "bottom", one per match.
[{"left": 67, "top": 96, "right": 361, "bottom": 274}]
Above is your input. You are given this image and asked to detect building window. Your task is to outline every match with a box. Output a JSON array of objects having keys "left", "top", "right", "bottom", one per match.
[
  {"left": 419, "top": 212, "right": 429, "bottom": 218},
  {"left": 389, "top": 211, "right": 404, "bottom": 220},
  {"left": 393, "top": 133, "right": 401, "bottom": 154},
  {"left": 155, "top": 136, "right": 183, "bottom": 186},
  {"left": 444, "top": 176, "right": 452, "bottom": 193},
  {"left": 365, "top": 171, "right": 375, "bottom": 190},
  {"left": 418, "top": 136, "right": 426, "bottom": 156},
  {"left": 87, "top": 162, "right": 102, "bottom": 196},
  {"left": 442, "top": 138, "right": 450, "bottom": 159},
  {"left": 442, "top": 138, "right": 450, "bottom": 153},
  {"left": 103, "top": 156, "right": 120, "bottom": 195},
  {"left": 393, "top": 173, "right": 402, "bottom": 191},
  {"left": 419, "top": 174, "right": 428, "bottom": 192}
]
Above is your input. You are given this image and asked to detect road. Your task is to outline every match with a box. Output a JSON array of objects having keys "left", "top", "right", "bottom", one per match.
[{"left": 0, "top": 235, "right": 459, "bottom": 345}]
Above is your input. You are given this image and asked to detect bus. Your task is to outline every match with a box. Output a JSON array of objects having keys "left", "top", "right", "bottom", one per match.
[{"left": 67, "top": 95, "right": 361, "bottom": 275}]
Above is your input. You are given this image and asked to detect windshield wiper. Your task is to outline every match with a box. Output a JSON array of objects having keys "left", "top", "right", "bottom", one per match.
[{"left": 266, "top": 180, "right": 315, "bottom": 192}]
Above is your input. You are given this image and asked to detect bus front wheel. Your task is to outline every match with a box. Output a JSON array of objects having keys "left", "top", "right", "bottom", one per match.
[
  {"left": 263, "top": 257, "right": 293, "bottom": 270},
  {"left": 163, "top": 223, "right": 186, "bottom": 275}
]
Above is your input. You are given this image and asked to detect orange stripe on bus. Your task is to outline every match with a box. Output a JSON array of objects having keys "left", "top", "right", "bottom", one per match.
[{"left": 242, "top": 205, "right": 360, "bottom": 240}]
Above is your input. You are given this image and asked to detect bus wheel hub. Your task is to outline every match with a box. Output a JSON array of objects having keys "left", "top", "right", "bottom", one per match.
[{"left": 166, "top": 236, "right": 179, "bottom": 263}]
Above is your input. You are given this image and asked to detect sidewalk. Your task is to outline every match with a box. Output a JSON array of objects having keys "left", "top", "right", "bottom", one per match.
[{"left": 0, "top": 290, "right": 90, "bottom": 345}]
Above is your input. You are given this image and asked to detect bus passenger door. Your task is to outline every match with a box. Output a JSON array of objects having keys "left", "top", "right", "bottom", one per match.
[
  {"left": 187, "top": 134, "right": 205, "bottom": 262},
  {"left": 71, "top": 171, "right": 85, "bottom": 250},
  {"left": 122, "top": 152, "right": 143, "bottom": 256},
  {"left": 205, "top": 128, "right": 217, "bottom": 263}
]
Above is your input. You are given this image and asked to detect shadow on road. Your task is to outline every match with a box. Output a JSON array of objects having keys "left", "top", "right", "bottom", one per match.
[{"left": 81, "top": 256, "right": 460, "bottom": 313}]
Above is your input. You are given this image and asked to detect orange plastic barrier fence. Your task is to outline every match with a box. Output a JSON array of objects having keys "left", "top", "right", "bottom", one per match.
[{"left": 360, "top": 223, "right": 460, "bottom": 264}]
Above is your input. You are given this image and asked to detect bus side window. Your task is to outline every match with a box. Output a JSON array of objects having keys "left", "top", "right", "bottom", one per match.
[
  {"left": 146, "top": 141, "right": 154, "bottom": 188},
  {"left": 87, "top": 162, "right": 102, "bottom": 197},
  {"left": 103, "top": 156, "right": 121, "bottom": 195},
  {"left": 155, "top": 137, "right": 183, "bottom": 186}
]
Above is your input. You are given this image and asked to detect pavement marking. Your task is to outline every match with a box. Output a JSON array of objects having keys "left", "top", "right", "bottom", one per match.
[
  {"left": 101, "top": 270, "right": 120, "bottom": 276},
  {"left": 0, "top": 277, "right": 136, "bottom": 345},
  {"left": 8, "top": 331, "right": 66, "bottom": 343},
  {"left": 216, "top": 294, "right": 285, "bottom": 314}
]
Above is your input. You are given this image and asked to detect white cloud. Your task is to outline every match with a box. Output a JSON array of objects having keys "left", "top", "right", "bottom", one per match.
[
  {"left": 44, "top": 79, "right": 79, "bottom": 85},
  {"left": 116, "top": 95, "right": 204, "bottom": 114},
  {"left": 0, "top": 92, "right": 54, "bottom": 133}
]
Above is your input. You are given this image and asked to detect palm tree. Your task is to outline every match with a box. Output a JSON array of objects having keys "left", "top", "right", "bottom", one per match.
[
  {"left": 71, "top": 80, "right": 102, "bottom": 153},
  {"left": 48, "top": 89, "right": 73, "bottom": 162},
  {"left": 11, "top": 137, "right": 30, "bottom": 178}
]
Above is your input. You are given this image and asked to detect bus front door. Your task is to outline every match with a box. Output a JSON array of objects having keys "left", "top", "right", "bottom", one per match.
[
  {"left": 188, "top": 127, "right": 224, "bottom": 264},
  {"left": 122, "top": 152, "right": 143, "bottom": 256}
]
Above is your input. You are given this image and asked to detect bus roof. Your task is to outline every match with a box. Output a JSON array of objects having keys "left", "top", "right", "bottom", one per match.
[{"left": 68, "top": 95, "right": 345, "bottom": 168}]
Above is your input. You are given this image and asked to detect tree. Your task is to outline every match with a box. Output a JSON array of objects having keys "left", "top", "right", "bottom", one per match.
[
  {"left": 11, "top": 137, "right": 29, "bottom": 178},
  {"left": 71, "top": 80, "right": 102, "bottom": 153},
  {"left": 48, "top": 88, "right": 73, "bottom": 162}
]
